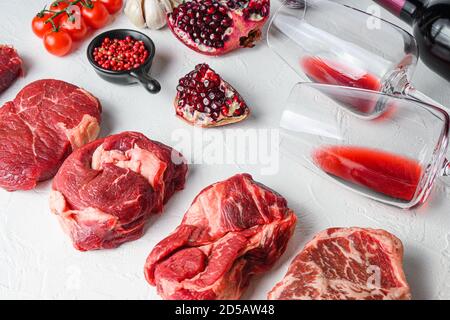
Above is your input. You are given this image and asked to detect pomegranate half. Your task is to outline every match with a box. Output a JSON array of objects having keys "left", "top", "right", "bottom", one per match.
[
  {"left": 167, "top": 0, "right": 270, "bottom": 56},
  {"left": 175, "top": 63, "right": 250, "bottom": 127}
]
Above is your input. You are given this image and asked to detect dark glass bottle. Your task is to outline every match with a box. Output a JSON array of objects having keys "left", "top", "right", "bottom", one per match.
[{"left": 375, "top": 0, "right": 450, "bottom": 81}]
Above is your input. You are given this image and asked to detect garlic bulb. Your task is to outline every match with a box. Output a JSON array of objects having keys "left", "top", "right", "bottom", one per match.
[
  {"left": 124, "top": 0, "right": 146, "bottom": 28},
  {"left": 125, "top": 0, "right": 182, "bottom": 30},
  {"left": 144, "top": 0, "right": 172, "bottom": 30}
]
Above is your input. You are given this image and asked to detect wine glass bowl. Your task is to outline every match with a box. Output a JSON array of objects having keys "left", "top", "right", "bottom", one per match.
[{"left": 268, "top": 0, "right": 419, "bottom": 96}]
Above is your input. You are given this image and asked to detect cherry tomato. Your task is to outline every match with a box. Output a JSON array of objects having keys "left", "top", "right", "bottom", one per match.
[
  {"left": 60, "top": 14, "right": 88, "bottom": 41},
  {"left": 81, "top": 2, "right": 110, "bottom": 29},
  {"left": 47, "top": 1, "right": 70, "bottom": 25},
  {"left": 49, "top": 1, "right": 69, "bottom": 12},
  {"left": 43, "top": 29, "right": 73, "bottom": 56},
  {"left": 98, "top": 0, "right": 123, "bottom": 14},
  {"left": 32, "top": 13, "right": 53, "bottom": 38}
]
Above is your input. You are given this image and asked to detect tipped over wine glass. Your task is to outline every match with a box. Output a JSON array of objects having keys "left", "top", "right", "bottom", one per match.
[
  {"left": 268, "top": 0, "right": 446, "bottom": 110},
  {"left": 268, "top": 0, "right": 450, "bottom": 208},
  {"left": 279, "top": 83, "right": 449, "bottom": 209}
]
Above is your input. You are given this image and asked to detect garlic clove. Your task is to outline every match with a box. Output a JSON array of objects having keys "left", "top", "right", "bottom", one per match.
[
  {"left": 161, "top": 0, "right": 175, "bottom": 14},
  {"left": 124, "top": 0, "right": 146, "bottom": 28},
  {"left": 144, "top": 0, "right": 171, "bottom": 30}
]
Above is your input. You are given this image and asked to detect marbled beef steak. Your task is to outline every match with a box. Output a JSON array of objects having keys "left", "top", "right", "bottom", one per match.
[
  {"left": 0, "top": 45, "right": 22, "bottom": 94},
  {"left": 268, "top": 227, "right": 411, "bottom": 300},
  {"left": 50, "top": 131, "right": 188, "bottom": 251},
  {"left": 144, "top": 173, "right": 297, "bottom": 300},
  {"left": 0, "top": 79, "right": 101, "bottom": 191}
]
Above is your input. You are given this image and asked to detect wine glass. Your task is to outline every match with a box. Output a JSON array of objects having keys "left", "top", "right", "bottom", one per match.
[
  {"left": 280, "top": 82, "right": 449, "bottom": 209},
  {"left": 267, "top": 0, "right": 444, "bottom": 109}
]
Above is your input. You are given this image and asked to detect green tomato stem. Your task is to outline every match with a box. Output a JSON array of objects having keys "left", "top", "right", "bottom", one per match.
[{"left": 40, "top": 0, "right": 86, "bottom": 32}]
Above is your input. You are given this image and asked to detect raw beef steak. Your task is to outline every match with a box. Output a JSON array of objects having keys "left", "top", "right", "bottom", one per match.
[
  {"left": 50, "top": 131, "right": 188, "bottom": 251},
  {"left": 268, "top": 227, "right": 411, "bottom": 300},
  {"left": 0, "top": 45, "right": 22, "bottom": 94},
  {"left": 0, "top": 79, "right": 101, "bottom": 191},
  {"left": 144, "top": 174, "right": 297, "bottom": 300}
]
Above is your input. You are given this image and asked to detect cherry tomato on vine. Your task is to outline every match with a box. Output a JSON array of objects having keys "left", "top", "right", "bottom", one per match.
[
  {"left": 49, "top": 1, "right": 69, "bottom": 12},
  {"left": 43, "top": 29, "right": 73, "bottom": 56},
  {"left": 48, "top": 1, "right": 70, "bottom": 24},
  {"left": 81, "top": 2, "right": 110, "bottom": 29},
  {"left": 60, "top": 14, "right": 88, "bottom": 41},
  {"left": 98, "top": 0, "right": 123, "bottom": 14},
  {"left": 32, "top": 13, "right": 53, "bottom": 38}
]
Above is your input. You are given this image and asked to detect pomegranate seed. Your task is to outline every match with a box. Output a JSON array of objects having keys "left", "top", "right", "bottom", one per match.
[{"left": 221, "top": 106, "right": 228, "bottom": 115}]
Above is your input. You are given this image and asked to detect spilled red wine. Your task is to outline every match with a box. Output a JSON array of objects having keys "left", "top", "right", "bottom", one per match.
[{"left": 313, "top": 146, "right": 423, "bottom": 201}]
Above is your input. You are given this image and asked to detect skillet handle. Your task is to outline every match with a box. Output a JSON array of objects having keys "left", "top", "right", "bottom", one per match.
[{"left": 130, "top": 69, "right": 161, "bottom": 94}]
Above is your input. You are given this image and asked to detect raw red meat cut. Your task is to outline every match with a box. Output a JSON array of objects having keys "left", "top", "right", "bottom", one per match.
[
  {"left": 0, "top": 45, "right": 22, "bottom": 94},
  {"left": 0, "top": 79, "right": 101, "bottom": 191},
  {"left": 50, "top": 131, "right": 188, "bottom": 251},
  {"left": 268, "top": 227, "right": 411, "bottom": 300},
  {"left": 144, "top": 173, "right": 297, "bottom": 300}
]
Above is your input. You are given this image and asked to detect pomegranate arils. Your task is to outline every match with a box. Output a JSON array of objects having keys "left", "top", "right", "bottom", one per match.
[
  {"left": 225, "top": 0, "right": 268, "bottom": 19},
  {"left": 175, "top": 63, "right": 249, "bottom": 127},
  {"left": 177, "top": 64, "right": 225, "bottom": 119},
  {"left": 173, "top": 1, "right": 232, "bottom": 49},
  {"left": 168, "top": 0, "right": 270, "bottom": 56}
]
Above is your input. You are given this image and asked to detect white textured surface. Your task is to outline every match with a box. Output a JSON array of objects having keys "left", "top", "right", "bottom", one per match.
[{"left": 0, "top": 0, "right": 449, "bottom": 300}]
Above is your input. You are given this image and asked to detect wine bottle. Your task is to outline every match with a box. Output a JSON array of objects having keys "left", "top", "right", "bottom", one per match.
[{"left": 374, "top": 0, "right": 450, "bottom": 81}]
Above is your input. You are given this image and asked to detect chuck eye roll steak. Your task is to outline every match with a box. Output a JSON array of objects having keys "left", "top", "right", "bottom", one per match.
[
  {"left": 0, "top": 79, "right": 101, "bottom": 191},
  {"left": 50, "top": 131, "right": 188, "bottom": 251},
  {"left": 144, "top": 173, "right": 297, "bottom": 300},
  {"left": 268, "top": 227, "right": 412, "bottom": 300}
]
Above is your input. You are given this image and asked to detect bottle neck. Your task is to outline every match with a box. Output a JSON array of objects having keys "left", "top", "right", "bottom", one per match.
[{"left": 374, "top": 0, "right": 427, "bottom": 25}]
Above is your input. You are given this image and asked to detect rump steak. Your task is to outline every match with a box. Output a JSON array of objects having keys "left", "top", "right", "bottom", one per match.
[
  {"left": 0, "top": 79, "right": 101, "bottom": 191},
  {"left": 144, "top": 173, "right": 297, "bottom": 300},
  {"left": 0, "top": 45, "right": 22, "bottom": 94},
  {"left": 50, "top": 131, "right": 188, "bottom": 251},
  {"left": 268, "top": 227, "right": 411, "bottom": 300}
]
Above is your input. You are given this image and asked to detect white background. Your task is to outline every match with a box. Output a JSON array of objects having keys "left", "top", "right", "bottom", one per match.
[{"left": 0, "top": 0, "right": 449, "bottom": 300}]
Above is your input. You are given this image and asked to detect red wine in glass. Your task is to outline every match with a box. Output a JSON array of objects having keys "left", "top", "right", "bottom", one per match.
[
  {"left": 301, "top": 56, "right": 382, "bottom": 114},
  {"left": 313, "top": 146, "right": 423, "bottom": 201},
  {"left": 374, "top": 0, "right": 450, "bottom": 81},
  {"left": 301, "top": 56, "right": 382, "bottom": 91}
]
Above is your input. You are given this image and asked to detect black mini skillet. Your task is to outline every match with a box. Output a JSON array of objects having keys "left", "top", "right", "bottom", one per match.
[{"left": 87, "top": 29, "right": 161, "bottom": 94}]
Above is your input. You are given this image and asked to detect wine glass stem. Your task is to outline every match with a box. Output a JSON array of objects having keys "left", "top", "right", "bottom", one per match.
[
  {"left": 442, "top": 159, "right": 450, "bottom": 177},
  {"left": 405, "top": 84, "right": 448, "bottom": 112}
]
